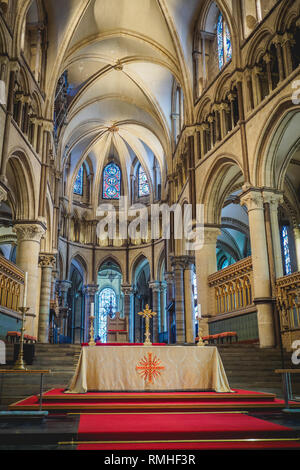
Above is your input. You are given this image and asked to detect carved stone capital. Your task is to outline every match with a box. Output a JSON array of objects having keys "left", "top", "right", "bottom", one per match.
[
  {"left": 262, "top": 190, "right": 284, "bottom": 211},
  {"left": 13, "top": 222, "right": 46, "bottom": 243},
  {"left": 83, "top": 284, "right": 98, "bottom": 296},
  {"left": 39, "top": 254, "right": 56, "bottom": 268},
  {"left": 203, "top": 226, "right": 221, "bottom": 244},
  {"left": 149, "top": 281, "right": 161, "bottom": 292},
  {"left": 121, "top": 283, "right": 134, "bottom": 296},
  {"left": 240, "top": 189, "right": 264, "bottom": 212}
]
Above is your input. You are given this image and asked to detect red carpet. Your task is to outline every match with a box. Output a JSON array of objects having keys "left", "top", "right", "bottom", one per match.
[
  {"left": 75, "top": 412, "right": 300, "bottom": 450},
  {"left": 9, "top": 388, "right": 299, "bottom": 413}
]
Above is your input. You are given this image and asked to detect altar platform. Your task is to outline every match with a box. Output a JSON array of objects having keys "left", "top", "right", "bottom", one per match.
[{"left": 66, "top": 345, "right": 232, "bottom": 394}]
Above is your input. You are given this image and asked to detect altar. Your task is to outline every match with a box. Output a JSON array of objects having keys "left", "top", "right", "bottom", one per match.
[{"left": 66, "top": 345, "right": 232, "bottom": 394}]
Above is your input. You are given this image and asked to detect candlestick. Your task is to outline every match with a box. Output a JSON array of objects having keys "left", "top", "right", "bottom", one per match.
[
  {"left": 23, "top": 272, "right": 28, "bottom": 308},
  {"left": 90, "top": 302, "right": 94, "bottom": 316},
  {"left": 13, "top": 306, "right": 30, "bottom": 370}
]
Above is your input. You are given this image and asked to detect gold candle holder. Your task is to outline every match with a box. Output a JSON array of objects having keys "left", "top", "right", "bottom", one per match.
[
  {"left": 13, "top": 306, "right": 30, "bottom": 370},
  {"left": 88, "top": 315, "right": 96, "bottom": 346}
]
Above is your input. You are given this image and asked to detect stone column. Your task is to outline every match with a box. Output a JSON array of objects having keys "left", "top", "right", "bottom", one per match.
[
  {"left": 0, "top": 61, "right": 19, "bottom": 181},
  {"left": 13, "top": 221, "right": 46, "bottom": 336},
  {"left": 38, "top": 253, "right": 56, "bottom": 343},
  {"left": 241, "top": 189, "right": 275, "bottom": 348},
  {"left": 160, "top": 281, "right": 167, "bottom": 333},
  {"left": 293, "top": 226, "right": 300, "bottom": 272},
  {"left": 171, "top": 257, "right": 186, "bottom": 344},
  {"left": 121, "top": 284, "right": 134, "bottom": 342},
  {"left": 149, "top": 281, "right": 160, "bottom": 343},
  {"left": 263, "top": 191, "right": 284, "bottom": 278},
  {"left": 57, "top": 280, "right": 72, "bottom": 338},
  {"left": 183, "top": 257, "right": 196, "bottom": 344},
  {"left": 195, "top": 226, "right": 220, "bottom": 317},
  {"left": 83, "top": 284, "right": 98, "bottom": 342}
]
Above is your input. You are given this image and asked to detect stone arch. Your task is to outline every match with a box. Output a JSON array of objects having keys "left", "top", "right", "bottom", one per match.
[
  {"left": 69, "top": 253, "right": 88, "bottom": 285},
  {"left": 254, "top": 101, "right": 300, "bottom": 189},
  {"left": 97, "top": 255, "right": 124, "bottom": 281},
  {"left": 6, "top": 150, "right": 36, "bottom": 220},
  {"left": 130, "top": 252, "right": 150, "bottom": 285},
  {"left": 199, "top": 155, "right": 244, "bottom": 225}
]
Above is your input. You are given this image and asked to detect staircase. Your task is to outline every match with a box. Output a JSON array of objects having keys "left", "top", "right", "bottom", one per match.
[{"left": 0, "top": 343, "right": 299, "bottom": 409}]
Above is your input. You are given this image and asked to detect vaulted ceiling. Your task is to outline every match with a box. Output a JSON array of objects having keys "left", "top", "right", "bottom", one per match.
[{"left": 39, "top": 0, "right": 220, "bottom": 202}]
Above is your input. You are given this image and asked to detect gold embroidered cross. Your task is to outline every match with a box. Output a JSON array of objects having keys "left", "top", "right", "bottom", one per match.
[
  {"left": 136, "top": 352, "right": 164, "bottom": 384},
  {"left": 138, "top": 304, "right": 156, "bottom": 346}
]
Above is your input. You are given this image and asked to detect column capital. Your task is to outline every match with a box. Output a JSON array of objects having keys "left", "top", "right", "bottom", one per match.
[
  {"left": 160, "top": 281, "right": 167, "bottom": 292},
  {"left": 149, "top": 280, "right": 161, "bottom": 292},
  {"left": 83, "top": 284, "right": 98, "bottom": 296},
  {"left": 170, "top": 256, "right": 186, "bottom": 270},
  {"left": 39, "top": 253, "right": 56, "bottom": 268},
  {"left": 203, "top": 226, "right": 221, "bottom": 244},
  {"left": 262, "top": 190, "right": 284, "bottom": 210},
  {"left": 121, "top": 283, "right": 134, "bottom": 296},
  {"left": 57, "top": 279, "right": 72, "bottom": 293},
  {"left": 13, "top": 221, "right": 46, "bottom": 243},
  {"left": 240, "top": 188, "right": 264, "bottom": 211}
]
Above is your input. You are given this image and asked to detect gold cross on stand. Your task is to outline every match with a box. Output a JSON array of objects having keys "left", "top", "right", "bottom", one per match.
[{"left": 138, "top": 304, "right": 156, "bottom": 346}]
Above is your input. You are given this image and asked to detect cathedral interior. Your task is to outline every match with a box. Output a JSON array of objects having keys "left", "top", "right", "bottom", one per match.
[{"left": 0, "top": 0, "right": 300, "bottom": 453}]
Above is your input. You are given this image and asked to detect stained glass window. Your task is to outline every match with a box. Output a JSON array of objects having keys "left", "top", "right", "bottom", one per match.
[
  {"left": 217, "top": 13, "right": 232, "bottom": 70},
  {"left": 217, "top": 13, "right": 224, "bottom": 69},
  {"left": 103, "top": 163, "right": 121, "bottom": 200},
  {"left": 282, "top": 226, "right": 292, "bottom": 275},
  {"left": 96, "top": 287, "right": 117, "bottom": 343},
  {"left": 74, "top": 165, "right": 83, "bottom": 195},
  {"left": 138, "top": 165, "right": 150, "bottom": 197}
]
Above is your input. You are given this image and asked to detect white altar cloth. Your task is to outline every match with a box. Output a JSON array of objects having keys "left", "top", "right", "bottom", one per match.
[{"left": 66, "top": 345, "right": 231, "bottom": 393}]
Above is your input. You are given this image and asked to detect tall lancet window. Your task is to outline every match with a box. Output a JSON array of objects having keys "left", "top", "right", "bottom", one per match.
[
  {"left": 103, "top": 162, "right": 121, "bottom": 200},
  {"left": 138, "top": 165, "right": 150, "bottom": 197},
  {"left": 217, "top": 12, "right": 232, "bottom": 70},
  {"left": 74, "top": 165, "right": 83, "bottom": 195},
  {"left": 281, "top": 226, "right": 292, "bottom": 275},
  {"left": 97, "top": 287, "right": 117, "bottom": 343}
]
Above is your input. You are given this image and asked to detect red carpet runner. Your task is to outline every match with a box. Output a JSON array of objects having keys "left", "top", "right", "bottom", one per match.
[{"left": 76, "top": 412, "right": 300, "bottom": 450}]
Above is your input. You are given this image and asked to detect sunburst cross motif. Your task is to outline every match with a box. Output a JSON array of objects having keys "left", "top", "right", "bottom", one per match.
[{"left": 136, "top": 352, "right": 165, "bottom": 385}]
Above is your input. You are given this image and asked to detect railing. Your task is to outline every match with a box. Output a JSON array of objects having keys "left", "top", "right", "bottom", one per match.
[
  {"left": 0, "top": 254, "right": 24, "bottom": 312},
  {"left": 208, "top": 257, "right": 254, "bottom": 315},
  {"left": 276, "top": 272, "right": 300, "bottom": 332}
]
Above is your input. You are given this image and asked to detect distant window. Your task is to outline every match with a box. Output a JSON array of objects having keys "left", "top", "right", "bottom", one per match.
[
  {"left": 217, "top": 13, "right": 232, "bottom": 70},
  {"left": 281, "top": 226, "right": 292, "bottom": 275},
  {"left": 74, "top": 165, "right": 83, "bottom": 195},
  {"left": 97, "top": 288, "right": 117, "bottom": 342},
  {"left": 138, "top": 165, "right": 150, "bottom": 197},
  {"left": 103, "top": 163, "right": 121, "bottom": 200}
]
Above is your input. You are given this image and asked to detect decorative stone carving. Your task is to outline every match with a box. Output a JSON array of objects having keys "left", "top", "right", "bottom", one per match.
[
  {"left": 240, "top": 189, "right": 264, "bottom": 212},
  {"left": 39, "top": 254, "right": 56, "bottom": 268},
  {"left": 13, "top": 222, "right": 46, "bottom": 243}
]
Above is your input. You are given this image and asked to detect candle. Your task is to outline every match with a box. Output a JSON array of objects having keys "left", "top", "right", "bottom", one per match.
[
  {"left": 90, "top": 302, "right": 94, "bottom": 316},
  {"left": 23, "top": 272, "right": 28, "bottom": 308},
  {"left": 198, "top": 303, "right": 201, "bottom": 318}
]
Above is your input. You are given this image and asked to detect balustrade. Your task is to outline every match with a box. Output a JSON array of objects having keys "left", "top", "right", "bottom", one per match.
[
  {"left": 0, "top": 254, "right": 24, "bottom": 312},
  {"left": 208, "top": 257, "right": 253, "bottom": 315}
]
